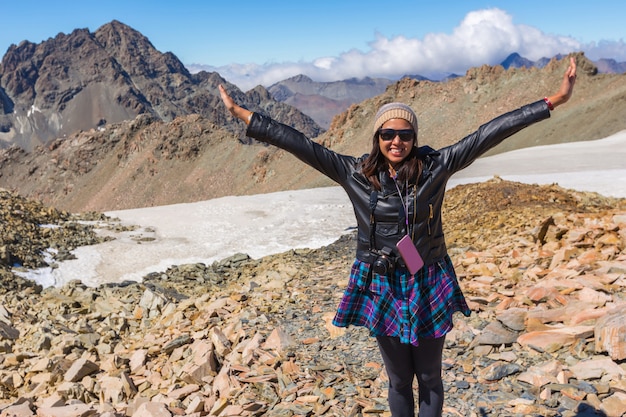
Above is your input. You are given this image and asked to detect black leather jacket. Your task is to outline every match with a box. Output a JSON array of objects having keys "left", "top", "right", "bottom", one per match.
[{"left": 246, "top": 100, "right": 550, "bottom": 267}]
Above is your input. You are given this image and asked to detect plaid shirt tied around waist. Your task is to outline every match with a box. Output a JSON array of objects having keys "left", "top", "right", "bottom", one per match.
[{"left": 332, "top": 255, "right": 470, "bottom": 346}]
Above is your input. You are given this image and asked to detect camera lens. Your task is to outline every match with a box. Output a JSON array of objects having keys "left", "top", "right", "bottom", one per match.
[{"left": 373, "top": 255, "right": 390, "bottom": 275}]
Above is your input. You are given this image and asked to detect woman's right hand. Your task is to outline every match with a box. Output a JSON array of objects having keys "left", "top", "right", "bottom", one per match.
[{"left": 219, "top": 84, "right": 253, "bottom": 125}]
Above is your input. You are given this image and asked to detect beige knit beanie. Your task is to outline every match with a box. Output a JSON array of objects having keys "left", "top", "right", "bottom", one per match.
[{"left": 372, "top": 102, "right": 419, "bottom": 141}]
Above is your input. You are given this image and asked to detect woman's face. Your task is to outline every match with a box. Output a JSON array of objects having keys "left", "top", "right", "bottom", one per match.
[{"left": 378, "top": 118, "right": 415, "bottom": 167}]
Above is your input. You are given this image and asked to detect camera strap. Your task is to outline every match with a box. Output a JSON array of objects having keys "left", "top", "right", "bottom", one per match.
[{"left": 392, "top": 176, "right": 415, "bottom": 240}]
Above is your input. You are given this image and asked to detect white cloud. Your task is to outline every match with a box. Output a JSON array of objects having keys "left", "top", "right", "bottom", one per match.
[
  {"left": 191, "top": 8, "right": 625, "bottom": 91},
  {"left": 583, "top": 40, "right": 626, "bottom": 61}
]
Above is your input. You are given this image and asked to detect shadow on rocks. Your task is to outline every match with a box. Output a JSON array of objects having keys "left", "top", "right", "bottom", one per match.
[
  {"left": 476, "top": 403, "right": 609, "bottom": 417},
  {"left": 572, "top": 403, "right": 609, "bottom": 417}
]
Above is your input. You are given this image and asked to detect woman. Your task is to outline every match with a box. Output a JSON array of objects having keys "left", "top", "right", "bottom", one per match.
[{"left": 219, "top": 56, "right": 576, "bottom": 417}]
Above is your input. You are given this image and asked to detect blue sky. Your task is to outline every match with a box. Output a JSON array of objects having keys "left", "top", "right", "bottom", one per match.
[{"left": 1, "top": 1, "right": 624, "bottom": 90}]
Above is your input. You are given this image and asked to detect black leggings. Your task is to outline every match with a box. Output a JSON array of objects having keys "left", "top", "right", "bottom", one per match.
[{"left": 376, "top": 335, "right": 446, "bottom": 417}]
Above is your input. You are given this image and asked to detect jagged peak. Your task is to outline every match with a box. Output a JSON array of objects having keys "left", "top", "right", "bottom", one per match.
[
  {"left": 96, "top": 20, "right": 147, "bottom": 39},
  {"left": 94, "top": 20, "right": 157, "bottom": 54},
  {"left": 283, "top": 74, "right": 314, "bottom": 84},
  {"left": 247, "top": 84, "right": 272, "bottom": 100}
]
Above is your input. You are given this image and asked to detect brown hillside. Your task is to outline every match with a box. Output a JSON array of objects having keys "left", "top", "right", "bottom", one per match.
[{"left": 1, "top": 53, "right": 625, "bottom": 213}]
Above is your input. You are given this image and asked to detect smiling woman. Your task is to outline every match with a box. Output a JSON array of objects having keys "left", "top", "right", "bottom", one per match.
[{"left": 218, "top": 56, "right": 577, "bottom": 417}]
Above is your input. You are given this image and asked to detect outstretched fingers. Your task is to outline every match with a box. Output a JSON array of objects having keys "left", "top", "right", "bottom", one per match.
[
  {"left": 566, "top": 56, "right": 577, "bottom": 79},
  {"left": 219, "top": 84, "right": 252, "bottom": 124},
  {"left": 560, "top": 56, "right": 577, "bottom": 101},
  {"left": 547, "top": 56, "right": 577, "bottom": 109},
  {"left": 219, "top": 84, "right": 236, "bottom": 113}
]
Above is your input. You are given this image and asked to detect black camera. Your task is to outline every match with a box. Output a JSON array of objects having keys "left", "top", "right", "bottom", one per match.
[{"left": 372, "top": 247, "right": 395, "bottom": 276}]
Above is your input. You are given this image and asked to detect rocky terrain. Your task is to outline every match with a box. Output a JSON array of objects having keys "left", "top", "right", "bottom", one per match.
[
  {"left": 1, "top": 178, "right": 626, "bottom": 416},
  {"left": 2, "top": 18, "right": 626, "bottom": 417}
]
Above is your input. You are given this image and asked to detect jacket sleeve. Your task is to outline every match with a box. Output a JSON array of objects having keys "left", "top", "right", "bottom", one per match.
[
  {"left": 440, "top": 99, "right": 551, "bottom": 174},
  {"left": 245, "top": 112, "right": 357, "bottom": 185}
]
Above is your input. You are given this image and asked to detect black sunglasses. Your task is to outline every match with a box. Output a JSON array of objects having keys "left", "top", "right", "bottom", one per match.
[{"left": 378, "top": 129, "right": 415, "bottom": 142}]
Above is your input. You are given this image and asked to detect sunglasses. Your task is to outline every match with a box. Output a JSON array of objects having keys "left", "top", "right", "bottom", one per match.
[{"left": 378, "top": 129, "right": 415, "bottom": 142}]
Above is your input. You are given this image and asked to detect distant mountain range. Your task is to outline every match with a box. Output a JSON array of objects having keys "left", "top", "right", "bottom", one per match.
[
  {"left": 2, "top": 20, "right": 625, "bottom": 150},
  {"left": 1, "top": 21, "right": 625, "bottom": 214},
  {"left": 502, "top": 52, "right": 626, "bottom": 74},
  {"left": 267, "top": 75, "right": 394, "bottom": 129},
  {"left": 261, "top": 52, "right": 625, "bottom": 129}
]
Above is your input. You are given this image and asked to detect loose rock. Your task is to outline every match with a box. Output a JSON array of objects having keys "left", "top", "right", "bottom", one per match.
[{"left": 0, "top": 179, "right": 625, "bottom": 416}]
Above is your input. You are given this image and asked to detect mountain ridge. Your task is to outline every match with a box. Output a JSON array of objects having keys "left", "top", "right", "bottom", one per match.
[
  {"left": 264, "top": 51, "right": 624, "bottom": 129},
  {"left": 0, "top": 22, "right": 625, "bottom": 214},
  {"left": 0, "top": 20, "right": 322, "bottom": 151}
]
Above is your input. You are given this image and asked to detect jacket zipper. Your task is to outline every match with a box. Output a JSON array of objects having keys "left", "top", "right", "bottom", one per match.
[{"left": 428, "top": 203, "right": 434, "bottom": 235}]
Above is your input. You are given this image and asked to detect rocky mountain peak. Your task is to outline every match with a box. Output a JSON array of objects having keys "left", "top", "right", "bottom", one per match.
[
  {"left": 0, "top": 21, "right": 321, "bottom": 151},
  {"left": 500, "top": 52, "right": 534, "bottom": 69},
  {"left": 94, "top": 20, "right": 149, "bottom": 50},
  {"left": 95, "top": 20, "right": 190, "bottom": 78}
]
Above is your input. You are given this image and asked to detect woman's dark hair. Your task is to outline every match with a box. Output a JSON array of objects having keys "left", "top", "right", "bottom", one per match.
[{"left": 360, "top": 131, "right": 422, "bottom": 190}]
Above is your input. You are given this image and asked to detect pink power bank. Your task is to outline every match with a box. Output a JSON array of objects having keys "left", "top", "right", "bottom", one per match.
[{"left": 396, "top": 235, "right": 424, "bottom": 275}]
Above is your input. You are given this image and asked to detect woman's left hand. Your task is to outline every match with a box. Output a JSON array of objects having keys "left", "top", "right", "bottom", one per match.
[{"left": 547, "top": 56, "right": 577, "bottom": 109}]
